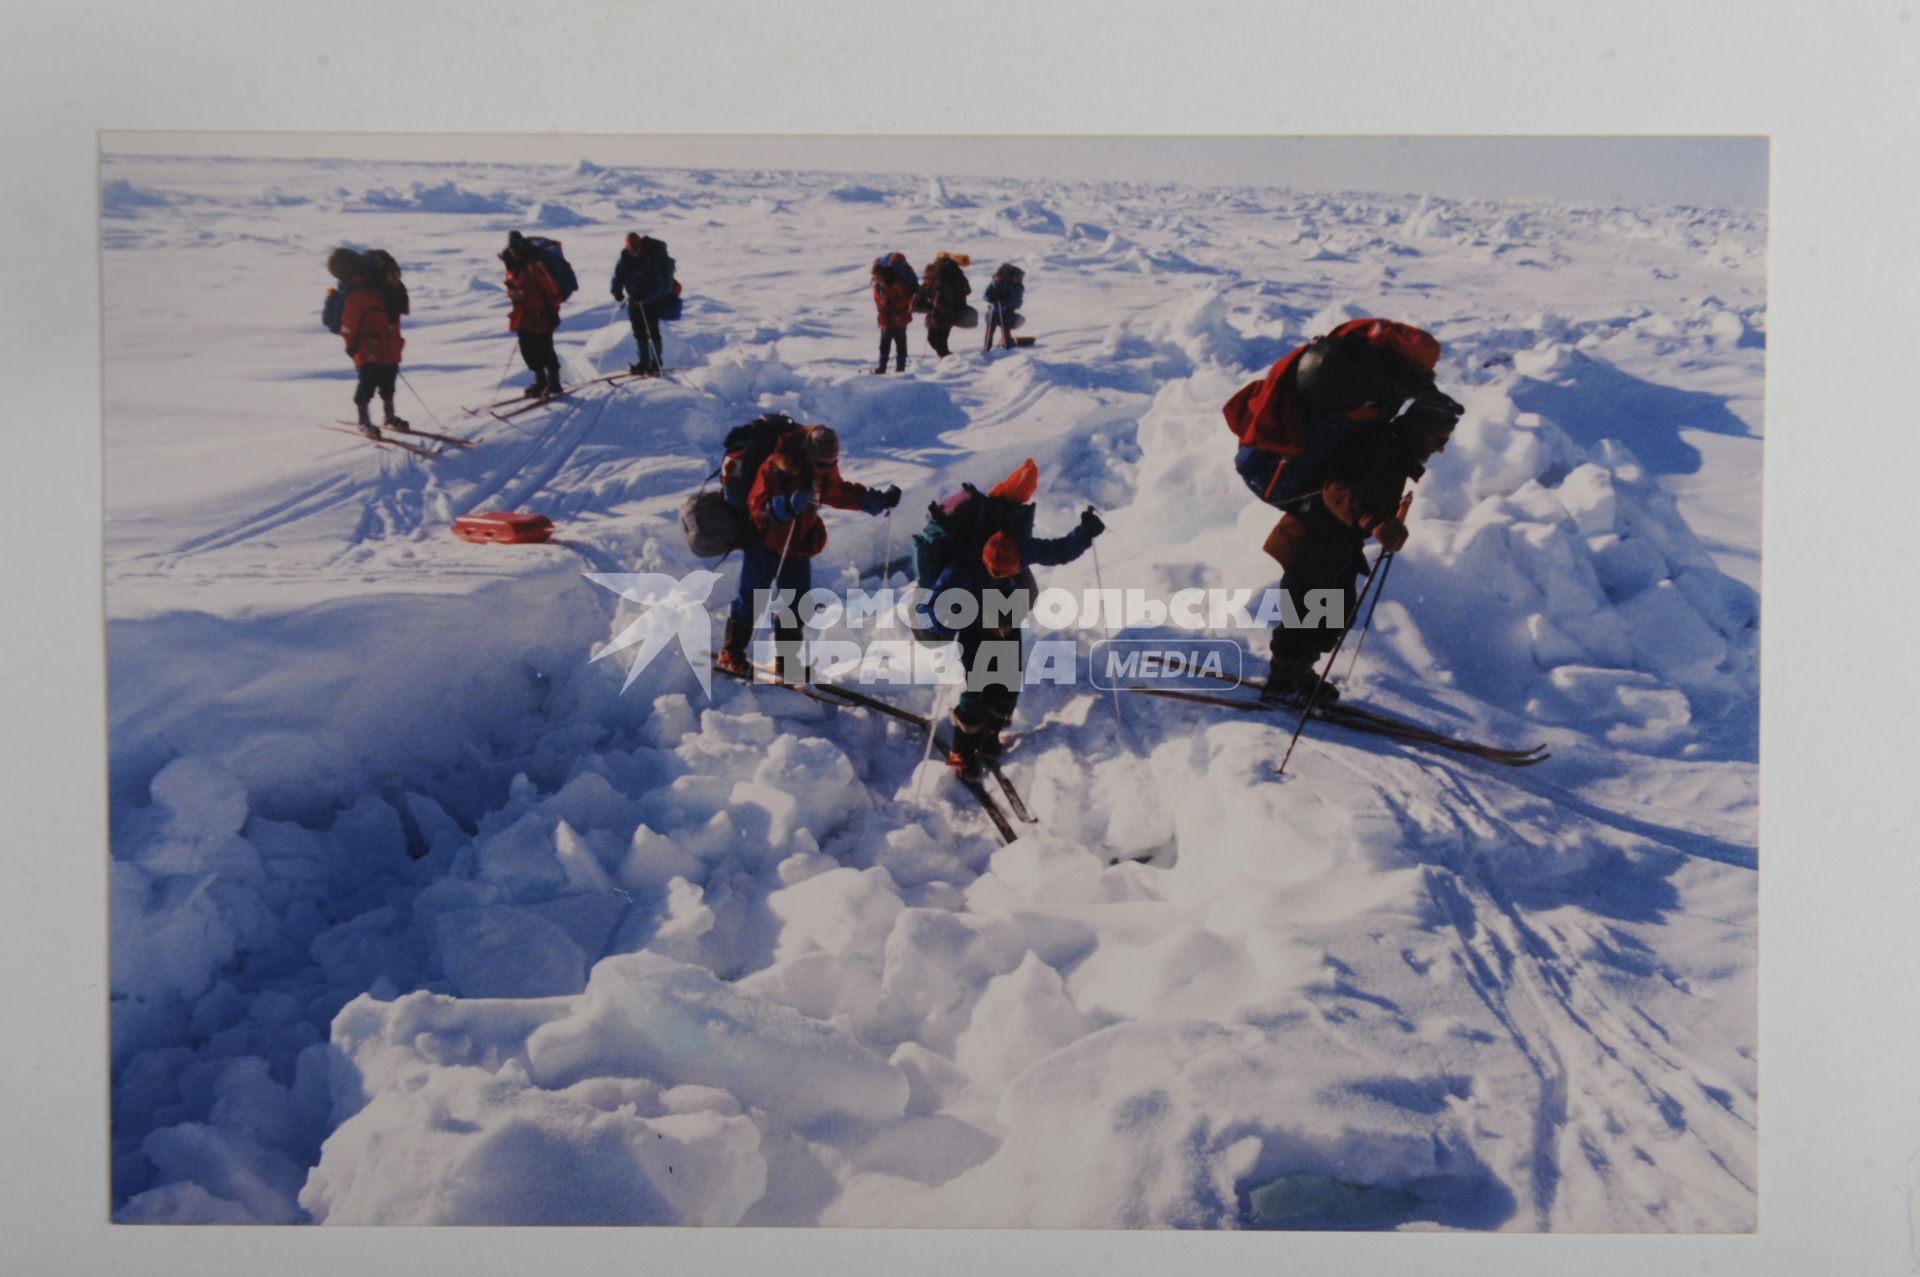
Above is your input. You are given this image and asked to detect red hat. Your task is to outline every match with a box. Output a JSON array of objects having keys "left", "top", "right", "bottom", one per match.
[
  {"left": 988, "top": 458, "right": 1039, "bottom": 504},
  {"left": 981, "top": 531, "right": 1022, "bottom": 579}
]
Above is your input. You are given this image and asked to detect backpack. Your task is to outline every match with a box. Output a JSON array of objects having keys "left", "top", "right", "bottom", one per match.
[
  {"left": 362, "top": 248, "right": 410, "bottom": 318},
  {"left": 524, "top": 236, "right": 579, "bottom": 300},
  {"left": 321, "top": 282, "right": 356, "bottom": 334},
  {"left": 1223, "top": 319, "right": 1440, "bottom": 504},
  {"left": 993, "top": 264, "right": 1025, "bottom": 312},
  {"left": 681, "top": 491, "right": 746, "bottom": 559},
  {"left": 909, "top": 484, "right": 1020, "bottom": 591},
  {"left": 719, "top": 412, "right": 802, "bottom": 510},
  {"left": 680, "top": 413, "right": 802, "bottom": 558}
]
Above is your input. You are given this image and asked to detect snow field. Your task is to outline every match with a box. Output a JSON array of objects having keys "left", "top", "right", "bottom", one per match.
[{"left": 105, "top": 154, "right": 1761, "bottom": 1229}]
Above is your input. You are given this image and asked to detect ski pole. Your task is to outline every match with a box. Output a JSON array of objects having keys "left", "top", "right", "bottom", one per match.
[
  {"left": 911, "top": 680, "right": 950, "bottom": 807},
  {"left": 489, "top": 338, "right": 517, "bottom": 404},
  {"left": 878, "top": 508, "right": 895, "bottom": 587},
  {"left": 398, "top": 371, "right": 452, "bottom": 434},
  {"left": 1088, "top": 513, "right": 1123, "bottom": 732},
  {"left": 1275, "top": 522, "right": 1400, "bottom": 779},
  {"left": 1340, "top": 493, "right": 1412, "bottom": 683},
  {"left": 1341, "top": 550, "right": 1395, "bottom": 682}
]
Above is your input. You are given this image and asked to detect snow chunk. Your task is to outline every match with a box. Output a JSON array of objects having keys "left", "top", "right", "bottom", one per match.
[
  {"left": 525, "top": 952, "right": 908, "bottom": 1124},
  {"left": 432, "top": 906, "right": 589, "bottom": 999},
  {"left": 301, "top": 1061, "right": 766, "bottom": 1225},
  {"left": 768, "top": 866, "right": 905, "bottom": 960},
  {"left": 357, "top": 180, "right": 517, "bottom": 214},
  {"left": 827, "top": 184, "right": 891, "bottom": 204},
  {"left": 954, "top": 953, "right": 1099, "bottom": 1087},
  {"left": 997, "top": 198, "right": 1066, "bottom": 234},
  {"left": 529, "top": 201, "right": 594, "bottom": 227}
]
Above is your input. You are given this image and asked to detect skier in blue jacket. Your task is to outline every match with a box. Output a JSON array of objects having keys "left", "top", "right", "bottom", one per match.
[{"left": 611, "top": 233, "right": 675, "bottom": 376}]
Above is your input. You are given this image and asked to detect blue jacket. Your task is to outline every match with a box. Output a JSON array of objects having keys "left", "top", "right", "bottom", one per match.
[
  {"left": 612, "top": 249, "right": 674, "bottom": 307},
  {"left": 918, "top": 509, "right": 1091, "bottom": 640}
]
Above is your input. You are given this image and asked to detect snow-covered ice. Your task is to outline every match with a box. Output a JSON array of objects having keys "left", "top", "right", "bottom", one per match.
[{"left": 104, "top": 153, "right": 1761, "bottom": 1230}]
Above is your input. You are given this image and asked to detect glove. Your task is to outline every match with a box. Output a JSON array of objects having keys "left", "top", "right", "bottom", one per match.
[
  {"left": 1374, "top": 519, "right": 1409, "bottom": 554},
  {"left": 880, "top": 484, "right": 902, "bottom": 510},
  {"left": 1078, "top": 507, "right": 1105, "bottom": 540},
  {"left": 612, "top": 289, "right": 624, "bottom": 302},
  {"left": 776, "top": 489, "right": 816, "bottom": 522}
]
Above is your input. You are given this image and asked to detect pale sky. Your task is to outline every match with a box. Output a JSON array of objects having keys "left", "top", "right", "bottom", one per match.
[{"left": 105, "top": 133, "right": 1767, "bottom": 212}]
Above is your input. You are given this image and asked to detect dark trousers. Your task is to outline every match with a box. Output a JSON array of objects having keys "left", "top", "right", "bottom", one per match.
[
  {"left": 517, "top": 332, "right": 561, "bottom": 386},
  {"left": 878, "top": 327, "right": 907, "bottom": 371},
  {"left": 954, "top": 628, "right": 1023, "bottom": 733},
  {"left": 926, "top": 315, "right": 954, "bottom": 357},
  {"left": 983, "top": 304, "right": 1015, "bottom": 351},
  {"left": 628, "top": 303, "right": 663, "bottom": 370},
  {"left": 730, "top": 538, "right": 814, "bottom": 678},
  {"left": 1270, "top": 533, "right": 1365, "bottom": 669},
  {"left": 353, "top": 363, "right": 398, "bottom": 408}
]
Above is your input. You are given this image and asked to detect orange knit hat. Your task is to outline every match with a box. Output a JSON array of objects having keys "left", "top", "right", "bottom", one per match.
[
  {"left": 981, "top": 531, "right": 1022, "bottom": 579},
  {"left": 987, "top": 458, "right": 1038, "bottom": 504}
]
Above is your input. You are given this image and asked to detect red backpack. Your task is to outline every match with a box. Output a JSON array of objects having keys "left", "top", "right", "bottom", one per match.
[{"left": 1224, "top": 319, "right": 1440, "bottom": 458}]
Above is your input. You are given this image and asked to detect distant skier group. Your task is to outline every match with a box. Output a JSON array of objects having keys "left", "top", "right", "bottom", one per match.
[
  {"left": 321, "top": 237, "right": 1033, "bottom": 440},
  {"left": 322, "top": 231, "right": 682, "bottom": 439},
  {"left": 870, "top": 251, "right": 1028, "bottom": 370}
]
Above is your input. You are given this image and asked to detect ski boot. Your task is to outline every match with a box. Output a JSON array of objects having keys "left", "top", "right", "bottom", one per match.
[
  {"left": 355, "top": 403, "right": 382, "bottom": 441},
  {"left": 1258, "top": 657, "right": 1338, "bottom": 709},
  {"left": 715, "top": 619, "right": 754, "bottom": 681},
  {"left": 946, "top": 716, "right": 991, "bottom": 780},
  {"left": 381, "top": 402, "right": 410, "bottom": 431}
]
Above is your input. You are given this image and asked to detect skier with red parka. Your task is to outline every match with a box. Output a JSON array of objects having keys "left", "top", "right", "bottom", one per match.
[
  {"left": 718, "top": 424, "right": 902, "bottom": 682},
  {"left": 1224, "top": 318, "right": 1463, "bottom": 706},
  {"left": 871, "top": 252, "right": 917, "bottom": 374},
  {"left": 500, "top": 231, "right": 565, "bottom": 399},
  {"left": 325, "top": 247, "right": 410, "bottom": 438}
]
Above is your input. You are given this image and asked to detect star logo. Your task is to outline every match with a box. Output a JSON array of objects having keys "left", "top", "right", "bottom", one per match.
[{"left": 584, "top": 570, "right": 725, "bottom": 695}]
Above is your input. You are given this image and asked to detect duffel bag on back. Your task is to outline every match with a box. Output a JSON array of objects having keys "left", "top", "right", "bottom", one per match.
[{"left": 681, "top": 490, "right": 748, "bottom": 558}]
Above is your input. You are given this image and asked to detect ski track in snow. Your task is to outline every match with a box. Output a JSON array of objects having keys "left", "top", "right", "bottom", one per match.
[{"left": 103, "top": 155, "right": 1761, "bottom": 1230}]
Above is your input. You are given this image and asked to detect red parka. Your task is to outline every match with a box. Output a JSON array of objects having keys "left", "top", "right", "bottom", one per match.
[
  {"left": 506, "top": 261, "right": 563, "bottom": 335},
  {"left": 339, "top": 284, "right": 404, "bottom": 368},
  {"left": 747, "top": 450, "right": 877, "bottom": 558},
  {"left": 873, "top": 275, "right": 915, "bottom": 329}
]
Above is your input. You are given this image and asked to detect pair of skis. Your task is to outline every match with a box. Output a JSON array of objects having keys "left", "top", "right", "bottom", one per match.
[
  {"left": 318, "top": 422, "right": 476, "bottom": 458},
  {"left": 462, "top": 369, "right": 674, "bottom": 422},
  {"left": 1122, "top": 678, "right": 1549, "bottom": 769},
  {"left": 712, "top": 657, "right": 1032, "bottom": 844}
]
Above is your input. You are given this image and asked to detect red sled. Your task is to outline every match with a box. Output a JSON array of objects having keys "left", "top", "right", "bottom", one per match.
[{"left": 451, "top": 512, "right": 555, "bottom": 545}]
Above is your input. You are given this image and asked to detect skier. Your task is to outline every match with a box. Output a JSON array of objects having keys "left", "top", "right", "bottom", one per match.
[
  {"left": 718, "top": 425, "right": 902, "bottom": 682},
  {"left": 611, "top": 233, "right": 675, "bottom": 376},
  {"left": 981, "top": 263, "right": 1024, "bottom": 353},
  {"left": 913, "top": 459, "right": 1104, "bottom": 778},
  {"left": 915, "top": 252, "right": 971, "bottom": 358},
  {"left": 326, "top": 248, "right": 409, "bottom": 438},
  {"left": 871, "top": 252, "right": 916, "bottom": 374},
  {"left": 1226, "top": 319, "right": 1463, "bottom": 706},
  {"left": 500, "top": 231, "right": 565, "bottom": 398}
]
